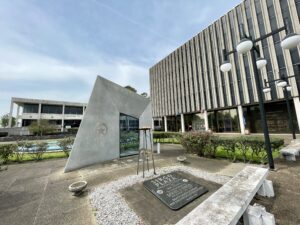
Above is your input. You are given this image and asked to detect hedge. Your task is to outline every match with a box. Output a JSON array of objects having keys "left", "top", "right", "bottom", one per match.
[
  {"left": 0, "top": 144, "right": 17, "bottom": 163},
  {"left": 179, "top": 132, "right": 284, "bottom": 163},
  {"left": 153, "top": 132, "right": 182, "bottom": 143}
]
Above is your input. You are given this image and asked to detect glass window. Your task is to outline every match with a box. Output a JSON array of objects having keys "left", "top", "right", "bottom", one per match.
[
  {"left": 244, "top": 102, "right": 300, "bottom": 133},
  {"left": 295, "top": 0, "right": 300, "bottom": 20},
  {"left": 208, "top": 108, "right": 240, "bottom": 132},
  {"left": 41, "top": 105, "right": 63, "bottom": 114},
  {"left": 23, "top": 104, "right": 39, "bottom": 113},
  {"left": 65, "top": 106, "right": 83, "bottom": 115},
  {"left": 120, "top": 113, "right": 139, "bottom": 157}
]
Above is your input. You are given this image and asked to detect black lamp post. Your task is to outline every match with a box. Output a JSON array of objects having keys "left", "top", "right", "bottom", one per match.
[
  {"left": 220, "top": 22, "right": 300, "bottom": 170},
  {"left": 263, "top": 75, "right": 296, "bottom": 140}
]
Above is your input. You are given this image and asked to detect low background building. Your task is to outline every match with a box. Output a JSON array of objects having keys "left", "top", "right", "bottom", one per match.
[{"left": 8, "top": 97, "right": 87, "bottom": 132}]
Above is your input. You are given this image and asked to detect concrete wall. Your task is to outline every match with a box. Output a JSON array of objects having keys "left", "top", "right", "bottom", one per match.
[
  {"left": 0, "top": 127, "right": 30, "bottom": 136},
  {"left": 64, "top": 76, "right": 151, "bottom": 172}
]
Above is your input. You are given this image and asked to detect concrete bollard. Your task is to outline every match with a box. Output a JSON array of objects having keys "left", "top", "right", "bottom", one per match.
[
  {"left": 257, "top": 180, "right": 275, "bottom": 197},
  {"left": 243, "top": 204, "right": 275, "bottom": 225},
  {"left": 157, "top": 143, "right": 160, "bottom": 154}
]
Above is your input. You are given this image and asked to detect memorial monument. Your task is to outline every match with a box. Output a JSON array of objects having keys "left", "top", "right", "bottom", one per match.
[{"left": 65, "top": 75, "right": 152, "bottom": 172}]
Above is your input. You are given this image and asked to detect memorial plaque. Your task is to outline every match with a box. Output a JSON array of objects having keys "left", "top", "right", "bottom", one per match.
[{"left": 143, "top": 172, "right": 208, "bottom": 210}]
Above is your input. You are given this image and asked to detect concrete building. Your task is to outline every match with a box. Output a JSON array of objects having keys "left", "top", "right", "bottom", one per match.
[
  {"left": 8, "top": 97, "right": 87, "bottom": 131},
  {"left": 150, "top": 0, "right": 300, "bottom": 134},
  {"left": 65, "top": 76, "right": 152, "bottom": 172}
]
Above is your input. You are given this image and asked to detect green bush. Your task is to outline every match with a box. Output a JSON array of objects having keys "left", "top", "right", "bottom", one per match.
[
  {"left": 28, "top": 120, "right": 56, "bottom": 136},
  {"left": 179, "top": 134, "right": 284, "bottom": 164},
  {"left": 58, "top": 137, "right": 74, "bottom": 157},
  {"left": 153, "top": 132, "right": 181, "bottom": 143},
  {"left": 179, "top": 132, "right": 212, "bottom": 156},
  {"left": 204, "top": 136, "right": 220, "bottom": 158},
  {"left": 15, "top": 140, "right": 27, "bottom": 162},
  {"left": 0, "top": 144, "right": 17, "bottom": 163},
  {"left": 31, "top": 142, "right": 47, "bottom": 160}
]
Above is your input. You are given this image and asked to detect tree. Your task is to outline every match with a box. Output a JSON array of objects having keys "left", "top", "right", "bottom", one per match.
[
  {"left": 1, "top": 114, "right": 15, "bottom": 127},
  {"left": 28, "top": 120, "right": 56, "bottom": 136},
  {"left": 124, "top": 85, "right": 137, "bottom": 93},
  {"left": 140, "top": 92, "right": 148, "bottom": 98}
]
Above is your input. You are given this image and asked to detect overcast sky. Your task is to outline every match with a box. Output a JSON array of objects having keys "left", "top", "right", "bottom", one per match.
[{"left": 0, "top": 0, "right": 242, "bottom": 116}]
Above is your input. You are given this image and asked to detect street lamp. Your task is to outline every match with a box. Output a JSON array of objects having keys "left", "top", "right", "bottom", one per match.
[
  {"left": 220, "top": 22, "right": 300, "bottom": 170},
  {"left": 263, "top": 76, "right": 297, "bottom": 140}
]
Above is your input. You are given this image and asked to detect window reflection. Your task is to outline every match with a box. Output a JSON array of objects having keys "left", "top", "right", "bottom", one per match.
[
  {"left": 208, "top": 108, "right": 240, "bottom": 132},
  {"left": 120, "top": 113, "right": 139, "bottom": 157}
]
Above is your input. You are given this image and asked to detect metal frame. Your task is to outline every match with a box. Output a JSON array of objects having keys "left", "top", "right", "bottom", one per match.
[{"left": 264, "top": 75, "right": 297, "bottom": 139}]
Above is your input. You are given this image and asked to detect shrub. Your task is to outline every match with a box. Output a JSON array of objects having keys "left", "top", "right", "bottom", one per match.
[
  {"left": 179, "top": 134, "right": 284, "bottom": 164},
  {"left": 204, "top": 136, "right": 220, "bottom": 158},
  {"left": 235, "top": 137, "right": 251, "bottom": 163},
  {"left": 31, "top": 142, "right": 47, "bottom": 160},
  {"left": 28, "top": 120, "right": 56, "bottom": 136},
  {"left": 15, "top": 140, "right": 27, "bottom": 162},
  {"left": 58, "top": 137, "right": 74, "bottom": 156},
  {"left": 220, "top": 139, "right": 237, "bottom": 162},
  {"left": 153, "top": 132, "right": 181, "bottom": 143},
  {"left": 248, "top": 140, "right": 267, "bottom": 163},
  {"left": 179, "top": 132, "right": 212, "bottom": 156},
  {"left": 0, "top": 144, "right": 16, "bottom": 163}
]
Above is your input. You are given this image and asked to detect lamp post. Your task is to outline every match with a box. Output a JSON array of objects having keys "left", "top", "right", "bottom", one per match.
[
  {"left": 220, "top": 22, "right": 300, "bottom": 170},
  {"left": 263, "top": 75, "right": 296, "bottom": 139}
]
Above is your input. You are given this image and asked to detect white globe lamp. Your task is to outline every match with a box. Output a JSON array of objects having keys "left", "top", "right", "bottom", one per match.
[
  {"left": 286, "top": 85, "right": 292, "bottom": 92},
  {"left": 236, "top": 38, "right": 253, "bottom": 54},
  {"left": 276, "top": 80, "right": 287, "bottom": 88},
  {"left": 281, "top": 33, "right": 300, "bottom": 50},
  {"left": 256, "top": 58, "right": 267, "bottom": 69},
  {"left": 263, "top": 87, "right": 271, "bottom": 93},
  {"left": 220, "top": 61, "right": 232, "bottom": 72}
]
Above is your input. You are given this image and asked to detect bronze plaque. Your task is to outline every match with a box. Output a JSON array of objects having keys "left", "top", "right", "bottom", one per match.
[{"left": 143, "top": 172, "right": 208, "bottom": 210}]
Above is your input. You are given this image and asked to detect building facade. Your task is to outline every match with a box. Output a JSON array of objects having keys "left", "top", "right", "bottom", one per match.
[
  {"left": 8, "top": 97, "right": 87, "bottom": 131},
  {"left": 150, "top": 0, "right": 300, "bottom": 134}
]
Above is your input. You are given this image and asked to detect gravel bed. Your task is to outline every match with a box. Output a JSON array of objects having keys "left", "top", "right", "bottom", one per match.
[{"left": 90, "top": 165, "right": 231, "bottom": 225}]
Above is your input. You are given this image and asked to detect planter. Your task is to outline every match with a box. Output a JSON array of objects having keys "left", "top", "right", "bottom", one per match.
[{"left": 68, "top": 181, "right": 87, "bottom": 196}]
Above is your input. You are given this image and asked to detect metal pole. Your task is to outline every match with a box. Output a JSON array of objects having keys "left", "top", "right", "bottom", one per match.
[
  {"left": 250, "top": 48, "right": 275, "bottom": 169},
  {"left": 283, "top": 87, "right": 296, "bottom": 139}
]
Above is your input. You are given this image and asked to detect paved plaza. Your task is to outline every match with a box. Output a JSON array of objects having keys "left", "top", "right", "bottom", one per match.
[{"left": 0, "top": 144, "right": 299, "bottom": 225}]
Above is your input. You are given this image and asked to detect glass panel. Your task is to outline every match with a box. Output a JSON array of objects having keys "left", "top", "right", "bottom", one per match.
[
  {"left": 120, "top": 113, "right": 139, "bottom": 157},
  {"left": 65, "top": 106, "right": 83, "bottom": 114},
  {"left": 41, "top": 105, "right": 63, "bottom": 114},
  {"left": 207, "top": 109, "right": 240, "bottom": 132},
  {"left": 23, "top": 103, "right": 39, "bottom": 113},
  {"left": 244, "top": 102, "right": 300, "bottom": 133}
]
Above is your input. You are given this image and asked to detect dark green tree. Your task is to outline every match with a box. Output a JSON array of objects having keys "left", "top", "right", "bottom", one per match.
[
  {"left": 1, "top": 114, "right": 15, "bottom": 127},
  {"left": 124, "top": 85, "right": 137, "bottom": 93},
  {"left": 140, "top": 92, "right": 148, "bottom": 97},
  {"left": 28, "top": 120, "right": 56, "bottom": 136}
]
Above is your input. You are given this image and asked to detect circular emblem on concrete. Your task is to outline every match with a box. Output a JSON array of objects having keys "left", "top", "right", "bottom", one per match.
[
  {"left": 157, "top": 190, "right": 163, "bottom": 194},
  {"left": 182, "top": 179, "right": 188, "bottom": 183},
  {"left": 96, "top": 123, "right": 108, "bottom": 135}
]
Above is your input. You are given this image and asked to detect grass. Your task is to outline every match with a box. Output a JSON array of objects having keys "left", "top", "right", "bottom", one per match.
[
  {"left": 7, "top": 151, "right": 68, "bottom": 163},
  {"left": 154, "top": 138, "right": 180, "bottom": 144},
  {"left": 214, "top": 146, "right": 281, "bottom": 164}
]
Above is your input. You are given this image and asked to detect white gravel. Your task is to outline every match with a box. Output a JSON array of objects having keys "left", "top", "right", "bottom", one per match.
[{"left": 90, "top": 165, "right": 231, "bottom": 225}]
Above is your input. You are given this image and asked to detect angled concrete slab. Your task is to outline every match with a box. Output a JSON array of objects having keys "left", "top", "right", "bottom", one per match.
[{"left": 65, "top": 76, "right": 151, "bottom": 172}]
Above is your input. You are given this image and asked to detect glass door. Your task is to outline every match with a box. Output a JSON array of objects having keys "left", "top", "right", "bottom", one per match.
[{"left": 120, "top": 113, "right": 139, "bottom": 157}]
